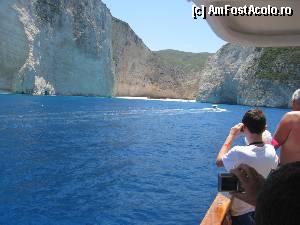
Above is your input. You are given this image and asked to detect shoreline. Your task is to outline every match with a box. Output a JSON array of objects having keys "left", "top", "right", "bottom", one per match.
[
  {"left": 0, "top": 93, "right": 196, "bottom": 103},
  {"left": 0, "top": 93, "right": 290, "bottom": 109},
  {"left": 116, "top": 96, "right": 197, "bottom": 103},
  {"left": 0, "top": 91, "right": 13, "bottom": 95}
]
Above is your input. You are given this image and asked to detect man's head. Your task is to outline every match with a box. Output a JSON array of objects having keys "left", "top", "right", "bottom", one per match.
[
  {"left": 255, "top": 162, "right": 300, "bottom": 225},
  {"left": 291, "top": 89, "right": 300, "bottom": 110},
  {"left": 242, "top": 109, "right": 266, "bottom": 135}
]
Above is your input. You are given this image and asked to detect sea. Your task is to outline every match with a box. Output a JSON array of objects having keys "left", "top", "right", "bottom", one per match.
[{"left": 0, "top": 94, "right": 288, "bottom": 225}]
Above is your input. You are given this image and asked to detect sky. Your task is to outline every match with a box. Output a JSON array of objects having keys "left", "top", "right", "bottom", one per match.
[{"left": 102, "top": 0, "right": 226, "bottom": 53}]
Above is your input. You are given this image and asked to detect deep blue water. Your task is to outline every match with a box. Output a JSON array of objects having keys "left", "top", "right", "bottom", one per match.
[{"left": 0, "top": 95, "right": 288, "bottom": 225}]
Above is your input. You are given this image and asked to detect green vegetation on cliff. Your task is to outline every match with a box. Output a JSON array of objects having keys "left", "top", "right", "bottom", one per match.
[
  {"left": 256, "top": 47, "right": 300, "bottom": 80},
  {"left": 154, "top": 49, "right": 212, "bottom": 73}
]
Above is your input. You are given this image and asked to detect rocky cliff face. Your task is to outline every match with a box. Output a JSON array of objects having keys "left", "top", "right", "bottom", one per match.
[
  {"left": 111, "top": 18, "right": 210, "bottom": 99},
  {"left": 0, "top": 0, "right": 113, "bottom": 96},
  {"left": 197, "top": 44, "right": 300, "bottom": 108},
  {"left": 2, "top": 1, "right": 298, "bottom": 107},
  {"left": 111, "top": 17, "right": 154, "bottom": 97},
  {"left": 0, "top": 0, "right": 209, "bottom": 99}
]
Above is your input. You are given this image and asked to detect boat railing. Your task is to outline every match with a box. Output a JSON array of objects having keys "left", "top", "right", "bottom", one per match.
[{"left": 200, "top": 193, "right": 231, "bottom": 225}]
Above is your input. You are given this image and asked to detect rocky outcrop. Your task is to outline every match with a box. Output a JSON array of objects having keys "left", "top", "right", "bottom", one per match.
[
  {"left": 0, "top": 0, "right": 113, "bottom": 96},
  {"left": 197, "top": 44, "right": 300, "bottom": 108},
  {"left": 111, "top": 17, "right": 154, "bottom": 97},
  {"left": 112, "top": 17, "right": 211, "bottom": 99}
]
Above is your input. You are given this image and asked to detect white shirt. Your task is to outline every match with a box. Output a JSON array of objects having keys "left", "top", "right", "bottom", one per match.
[{"left": 222, "top": 144, "right": 278, "bottom": 216}]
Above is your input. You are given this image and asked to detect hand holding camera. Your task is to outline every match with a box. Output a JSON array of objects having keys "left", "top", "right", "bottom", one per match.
[
  {"left": 218, "top": 164, "right": 266, "bottom": 206},
  {"left": 230, "top": 164, "right": 266, "bottom": 206}
]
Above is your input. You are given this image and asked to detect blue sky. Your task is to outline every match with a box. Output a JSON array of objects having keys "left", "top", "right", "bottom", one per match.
[{"left": 102, "top": 0, "right": 226, "bottom": 53}]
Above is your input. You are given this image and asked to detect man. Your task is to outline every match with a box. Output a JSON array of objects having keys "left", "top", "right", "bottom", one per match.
[
  {"left": 273, "top": 89, "right": 300, "bottom": 165},
  {"left": 216, "top": 109, "right": 278, "bottom": 225},
  {"left": 231, "top": 162, "right": 300, "bottom": 225}
]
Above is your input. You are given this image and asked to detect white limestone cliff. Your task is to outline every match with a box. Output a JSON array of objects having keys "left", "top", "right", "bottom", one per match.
[
  {"left": 0, "top": 0, "right": 114, "bottom": 96},
  {"left": 197, "top": 44, "right": 300, "bottom": 108}
]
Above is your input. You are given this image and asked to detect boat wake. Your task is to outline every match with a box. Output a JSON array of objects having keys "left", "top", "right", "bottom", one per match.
[
  {"left": 202, "top": 107, "right": 227, "bottom": 112},
  {"left": 103, "top": 107, "right": 228, "bottom": 117}
]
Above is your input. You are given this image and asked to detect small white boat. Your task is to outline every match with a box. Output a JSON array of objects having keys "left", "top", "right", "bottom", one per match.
[
  {"left": 212, "top": 104, "right": 218, "bottom": 109},
  {"left": 203, "top": 105, "right": 227, "bottom": 112}
]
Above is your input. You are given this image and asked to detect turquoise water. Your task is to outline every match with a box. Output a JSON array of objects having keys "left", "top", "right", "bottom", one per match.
[{"left": 0, "top": 95, "right": 287, "bottom": 225}]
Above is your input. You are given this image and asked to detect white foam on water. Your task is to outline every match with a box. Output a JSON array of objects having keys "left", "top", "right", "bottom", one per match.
[{"left": 103, "top": 107, "right": 228, "bottom": 117}]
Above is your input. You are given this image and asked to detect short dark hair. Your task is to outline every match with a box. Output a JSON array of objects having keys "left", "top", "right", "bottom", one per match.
[
  {"left": 242, "top": 109, "right": 266, "bottom": 134},
  {"left": 255, "top": 162, "right": 300, "bottom": 225}
]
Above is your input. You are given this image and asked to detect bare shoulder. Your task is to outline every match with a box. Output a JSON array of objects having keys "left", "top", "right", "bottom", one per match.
[{"left": 285, "top": 111, "right": 300, "bottom": 121}]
